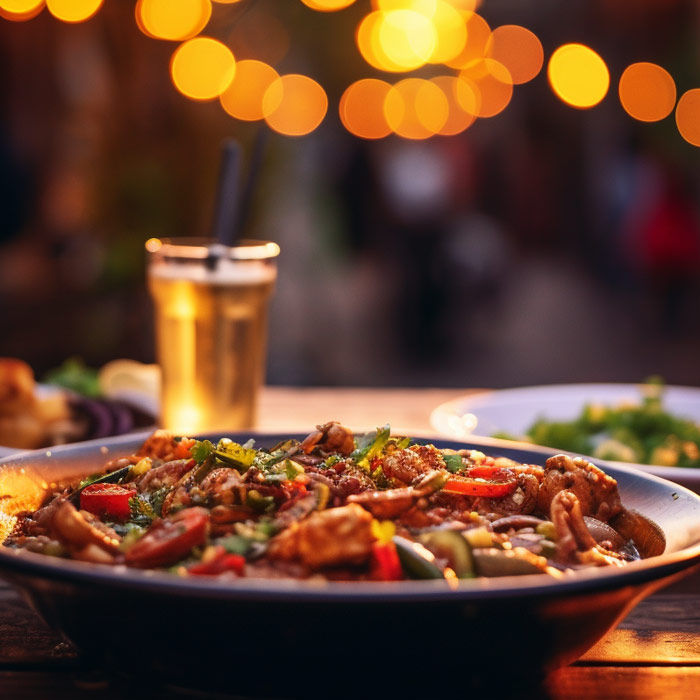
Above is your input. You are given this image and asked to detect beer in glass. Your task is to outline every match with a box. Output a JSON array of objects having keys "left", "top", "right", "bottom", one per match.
[{"left": 146, "top": 238, "right": 279, "bottom": 434}]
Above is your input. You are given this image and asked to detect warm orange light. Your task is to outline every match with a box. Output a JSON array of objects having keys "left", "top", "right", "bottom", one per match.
[
  {"left": 676, "top": 89, "right": 700, "bottom": 147},
  {"left": 373, "top": 0, "right": 436, "bottom": 10},
  {"left": 263, "top": 74, "right": 328, "bottom": 137},
  {"left": 548, "top": 43, "right": 609, "bottom": 109},
  {"left": 487, "top": 25, "right": 543, "bottom": 85},
  {"left": 429, "top": 1, "right": 467, "bottom": 65},
  {"left": 0, "top": 0, "right": 44, "bottom": 20},
  {"left": 378, "top": 9, "right": 436, "bottom": 71},
  {"left": 618, "top": 62, "right": 676, "bottom": 123},
  {"left": 445, "top": 11, "right": 491, "bottom": 70},
  {"left": 46, "top": 0, "right": 102, "bottom": 22},
  {"left": 340, "top": 78, "right": 393, "bottom": 140},
  {"left": 170, "top": 37, "right": 236, "bottom": 101},
  {"left": 384, "top": 78, "right": 449, "bottom": 139},
  {"left": 302, "top": 0, "right": 356, "bottom": 10},
  {"left": 137, "top": 0, "right": 211, "bottom": 42},
  {"left": 357, "top": 12, "right": 401, "bottom": 72},
  {"left": 430, "top": 76, "right": 477, "bottom": 135},
  {"left": 461, "top": 58, "right": 512, "bottom": 117},
  {"left": 219, "top": 59, "right": 279, "bottom": 121},
  {"left": 453, "top": 73, "right": 481, "bottom": 116}
]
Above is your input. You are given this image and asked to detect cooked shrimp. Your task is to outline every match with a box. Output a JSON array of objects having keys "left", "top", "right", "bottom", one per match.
[
  {"left": 537, "top": 454, "right": 624, "bottom": 522},
  {"left": 299, "top": 422, "right": 355, "bottom": 456}
]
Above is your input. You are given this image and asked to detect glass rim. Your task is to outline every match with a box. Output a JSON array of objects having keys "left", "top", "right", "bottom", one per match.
[{"left": 145, "top": 237, "right": 280, "bottom": 262}]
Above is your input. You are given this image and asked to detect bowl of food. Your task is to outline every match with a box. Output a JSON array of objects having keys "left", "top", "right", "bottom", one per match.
[
  {"left": 430, "top": 382, "right": 700, "bottom": 492},
  {"left": 0, "top": 358, "right": 156, "bottom": 458},
  {"left": 1, "top": 424, "right": 700, "bottom": 697}
]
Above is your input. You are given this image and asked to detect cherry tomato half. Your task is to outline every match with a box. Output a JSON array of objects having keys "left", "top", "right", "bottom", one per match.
[
  {"left": 80, "top": 483, "right": 136, "bottom": 521},
  {"left": 124, "top": 507, "right": 209, "bottom": 568}
]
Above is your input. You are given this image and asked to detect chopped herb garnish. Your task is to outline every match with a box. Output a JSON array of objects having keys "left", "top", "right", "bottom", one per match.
[
  {"left": 443, "top": 454, "right": 464, "bottom": 473},
  {"left": 191, "top": 440, "right": 216, "bottom": 464}
]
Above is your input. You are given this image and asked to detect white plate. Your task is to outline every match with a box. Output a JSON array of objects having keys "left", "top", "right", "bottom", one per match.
[{"left": 430, "top": 383, "right": 700, "bottom": 492}]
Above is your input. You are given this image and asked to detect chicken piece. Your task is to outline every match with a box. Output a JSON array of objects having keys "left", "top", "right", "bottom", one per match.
[
  {"left": 299, "top": 422, "right": 355, "bottom": 456},
  {"left": 267, "top": 503, "right": 374, "bottom": 570},
  {"left": 550, "top": 490, "right": 626, "bottom": 567},
  {"left": 536, "top": 454, "right": 623, "bottom": 522},
  {"left": 382, "top": 444, "right": 445, "bottom": 485}
]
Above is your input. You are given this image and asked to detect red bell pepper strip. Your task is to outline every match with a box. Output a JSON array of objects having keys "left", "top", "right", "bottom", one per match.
[
  {"left": 188, "top": 546, "right": 246, "bottom": 576},
  {"left": 467, "top": 465, "right": 544, "bottom": 480},
  {"left": 443, "top": 476, "right": 517, "bottom": 498},
  {"left": 370, "top": 541, "right": 403, "bottom": 581},
  {"left": 80, "top": 483, "right": 137, "bottom": 521}
]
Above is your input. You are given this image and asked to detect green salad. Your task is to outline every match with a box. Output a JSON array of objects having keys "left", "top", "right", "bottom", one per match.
[{"left": 494, "top": 380, "right": 700, "bottom": 468}]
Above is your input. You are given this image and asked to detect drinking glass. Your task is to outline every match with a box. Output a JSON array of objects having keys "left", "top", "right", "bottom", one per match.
[{"left": 146, "top": 237, "right": 279, "bottom": 434}]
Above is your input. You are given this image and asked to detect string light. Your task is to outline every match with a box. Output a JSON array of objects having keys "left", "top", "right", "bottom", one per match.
[
  {"left": 46, "top": 0, "right": 103, "bottom": 23},
  {"left": 548, "top": 43, "right": 609, "bottom": 109},
  {"left": 137, "top": 0, "right": 211, "bottom": 42},
  {"left": 619, "top": 62, "right": 676, "bottom": 122},
  {"left": 263, "top": 74, "right": 328, "bottom": 136},
  {"left": 170, "top": 37, "right": 236, "bottom": 101},
  {"left": 340, "top": 78, "right": 393, "bottom": 139},
  {"left": 0, "top": 0, "right": 44, "bottom": 21},
  {"left": 3, "top": 2, "right": 700, "bottom": 144}
]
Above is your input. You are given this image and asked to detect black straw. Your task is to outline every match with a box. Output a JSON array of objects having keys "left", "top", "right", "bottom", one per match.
[
  {"left": 210, "top": 139, "right": 242, "bottom": 246},
  {"left": 235, "top": 126, "right": 269, "bottom": 240}
]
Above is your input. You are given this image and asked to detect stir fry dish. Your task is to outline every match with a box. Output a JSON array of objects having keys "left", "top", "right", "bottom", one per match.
[{"left": 4, "top": 423, "right": 648, "bottom": 582}]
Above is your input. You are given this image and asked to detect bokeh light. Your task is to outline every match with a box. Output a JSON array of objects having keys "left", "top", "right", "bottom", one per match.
[
  {"left": 445, "top": 11, "right": 491, "bottom": 71},
  {"left": 137, "top": 0, "right": 211, "bottom": 42},
  {"left": 618, "top": 62, "right": 676, "bottom": 122},
  {"left": 0, "top": 0, "right": 44, "bottom": 21},
  {"left": 263, "top": 74, "right": 328, "bottom": 137},
  {"left": 384, "top": 78, "right": 449, "bottom": 139},
  {"left": 461, "top": 58, "right": 512, "bottom": 117},
  {"left": 219, "top": 59, "right": 279, "bottom": 121},
  {"left": 356, "top": 11, "right": 407, "bottom": 72},
  {"left": 340, "top": 79, "right": 393, "bottom": 140},
  {"left": 170, "top": 37, "right": 236, "bottom": 101},
  {"left": 302, "top": 0, "right": 356, "bottom": 10},
  {"left": 487, "top": 25, "right": 543, "bottom": 85},
  {"left": 675, "top": 89, "right": 700, "bottom": 147},
  {"left": 46, "top": 0, "right": 102, "bottom": 22},
  {"left": 429, "top": 1, "right": 467, "bottom": 65},
  {"left": 379, "top": 9, "right": 436, "bottom": 71},
  {"left": 430, "top": 76, "right": 477, "bottom": 135},
  {"left": 548, "top": 43, "right": 609, "bottom": 109}
]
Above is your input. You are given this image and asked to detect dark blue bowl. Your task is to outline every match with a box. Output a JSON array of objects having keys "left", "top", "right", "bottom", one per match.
[{"left": 2, "top": 431, "right": 700, "bottom": 697}]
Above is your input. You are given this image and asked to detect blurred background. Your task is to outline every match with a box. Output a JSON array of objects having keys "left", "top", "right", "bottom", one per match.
[{"left": 1, "top": 0, "right": 700, "bottom": 389}]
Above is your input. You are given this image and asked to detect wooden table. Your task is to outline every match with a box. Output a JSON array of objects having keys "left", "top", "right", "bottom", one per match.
[{"left": 2, "top": 386, "right": 699, "bottom": 699}]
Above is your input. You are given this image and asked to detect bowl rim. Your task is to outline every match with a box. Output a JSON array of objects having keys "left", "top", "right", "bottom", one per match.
[{"left": 2, "top": 429, "right": 700, "bottom": 603}]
